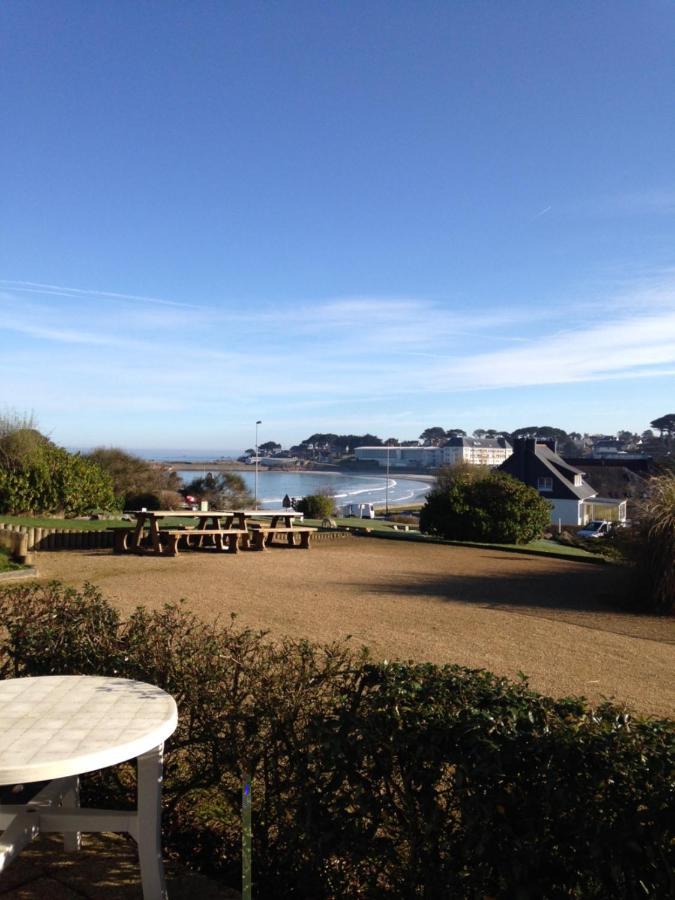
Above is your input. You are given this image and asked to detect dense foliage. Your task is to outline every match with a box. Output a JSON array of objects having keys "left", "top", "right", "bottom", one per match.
[
  {"left": 650, "top": 413, "right": 675, "bottom": 441},
  {"left": 84, "top": 447, "right": 182, "bottom": 509},
  {"left": 0, "top": 581, "right": 671, "bottom": 899},
  {"left": 295, "top": 493, "right": 335, "bottom": 518},
  {"left": 185, "top": 472, "right": 253, "bottom": 508},
  {"left": 622, "top": 472, "right": 675, "bottom": 614},
  {"left": 420, "top": 467, "right": 551, "bottom": 543},
  {"left": 0, "top": 419, "right": 117, "bottom": 516}
]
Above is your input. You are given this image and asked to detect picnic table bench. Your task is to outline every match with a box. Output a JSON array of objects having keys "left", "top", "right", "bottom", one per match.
[
  {"left": 247, "top": 522, "right": 316, "bottom": 550},
  {"left": 117, "top": 509, "right": 315, "bottom": 556},
  {"left": 159, "top": 527, "right": 248, "bottom": 555}
]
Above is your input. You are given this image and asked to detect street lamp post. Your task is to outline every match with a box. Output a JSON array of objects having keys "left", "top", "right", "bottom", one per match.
[
  {"left": 254, "top": 420, "right": 262, "bottom": 510},
  {"left": 385, "top": 444, "right": 390, "bottom": 516}
]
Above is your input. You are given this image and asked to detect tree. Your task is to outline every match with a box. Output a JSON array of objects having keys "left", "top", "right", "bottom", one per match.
[
  {"left": 258, "top": 441, "right": 281, "bottom": 454},
  {"left": 511, "top": 425, "right": 569, "bottom": 443},
  {"left": 419, "top": 467, "right": 551, "bottom": 544},
  {"left": 473, "top": 429, "right": 487, "bottom": 438},
  {"left": 510, "top": 425, "right": 579, "bottom": 454},
  {"left": 384, "top": 438, "right": 399, "bottom": 446},
  {"left": 617, "top": 430, "right": 637, "bottom": 445},
  {"left": 185, "top": 472, "right": 253, "bottom": 508},
  {"left": 301, "top": 434, "right": 339, "bottom": 449},
  {"left": 419, "top": 427, "right": 447, "bottom": 446},
  {"left": 334, "top": 434, "right": 383, "bottom": 452},
  {"left": 650, "top": 414, "right": 675, "bottom": 443},
  {"left": 85, "top": 447, "right": 180, "bottom": 508},
  {"left": 446, "top": 429, "right": 467, "bottom": 438}
]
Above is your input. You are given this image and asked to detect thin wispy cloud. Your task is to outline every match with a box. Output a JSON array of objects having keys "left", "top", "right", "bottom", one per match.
[
  {"left": 3, "top": 271, "right": 674, "bottom": 443},
  {"left": 436, "top": 309, "right": 675, "bottom": 391}
]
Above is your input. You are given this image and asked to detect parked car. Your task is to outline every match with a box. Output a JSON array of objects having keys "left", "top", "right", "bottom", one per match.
[
  {"left": 342, "top": 503, "right": 375, "bottom": 519},
  {"left": 577, "top": 520, "right": 613, "bottom": 539}
]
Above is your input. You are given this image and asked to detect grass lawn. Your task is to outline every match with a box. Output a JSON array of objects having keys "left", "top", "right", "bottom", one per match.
[
  {"left": 0, "top": 515, "right": 131, "bottom": 530},
  {"left": 304, "top": 517, "right": 603, "bottom": 561}
]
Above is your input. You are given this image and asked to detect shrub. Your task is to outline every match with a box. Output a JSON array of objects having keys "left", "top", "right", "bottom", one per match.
[
  {"left": 85, "top": 447, "right": 181, "bottom": 508},
  {"left": 623, "top": 472, "right": 675, "bottom": 614},
  {"left": 0, "top": 582, "right": 672, "bottom": 898},
  {"left": 296, "top": 494, "right": 335, "bottom": 518},
  {"left": 124, "top": 491, "right": 162, "bottom": 511},
  {"left": 158, "top": 490, "right": 187, "bottom": 510},
  {"left": 420, "top": 468, "right": 551, "bottom": 543},
  {"left": 0, "top": 429, "right": 117, "bottom": 516}
]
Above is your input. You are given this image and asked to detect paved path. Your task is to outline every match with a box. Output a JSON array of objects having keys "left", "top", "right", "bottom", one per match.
[{"left": 0, "top": 834, "right": 237, "bottom": 899}]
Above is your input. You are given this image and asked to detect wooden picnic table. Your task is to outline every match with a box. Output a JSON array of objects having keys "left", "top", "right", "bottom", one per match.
[
  {"left": 116, "top": 509, "right": 315, "bottom": 555},
  {"left": 118, "top": 510, "right": 247, "bottom": 555}
]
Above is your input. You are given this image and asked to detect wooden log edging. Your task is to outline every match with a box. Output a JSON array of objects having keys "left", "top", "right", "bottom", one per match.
[
  {"left": 0, "top": 529, "right": 30, "bottom": 563},
  {"left": 0, "top": 525, "right": 114, "bottom": 552},
  {"left": 313, "top": 530, "right": 350, "bottom": 542}
]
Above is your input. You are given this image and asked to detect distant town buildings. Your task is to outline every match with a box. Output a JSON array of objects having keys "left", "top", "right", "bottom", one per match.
[
  {"left": 354, "top": 437, "right": 513, "bottom": 469},
  {"left": 354, "top": 445, "right": 440, "bottom": 467}
]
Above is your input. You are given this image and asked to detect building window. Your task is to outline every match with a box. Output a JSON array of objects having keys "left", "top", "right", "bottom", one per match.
[{"left": 537, "top": 477, "right": 553, "bottom": 492}]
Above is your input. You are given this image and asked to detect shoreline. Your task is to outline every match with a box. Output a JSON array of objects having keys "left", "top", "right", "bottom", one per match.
[
  {"left": 162, "top": 461, "right": 434, "bottom": 508},
  {"left": 158, "top": 460, "right": 437, "bottom": 484}
]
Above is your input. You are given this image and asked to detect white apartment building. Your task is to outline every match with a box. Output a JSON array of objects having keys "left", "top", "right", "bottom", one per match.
[{"left": 441, "top": 436, "right": 513, "bottom": 467}]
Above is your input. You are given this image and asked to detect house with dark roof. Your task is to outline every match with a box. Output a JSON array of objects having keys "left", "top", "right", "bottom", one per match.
[{"left": 499, "top": 439, "right": 627, "bottom": 526}]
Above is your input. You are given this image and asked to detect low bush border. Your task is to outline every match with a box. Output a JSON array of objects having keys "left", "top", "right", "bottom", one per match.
[{"left": 0, "top": 581, "right": 670, "bottom": 898}]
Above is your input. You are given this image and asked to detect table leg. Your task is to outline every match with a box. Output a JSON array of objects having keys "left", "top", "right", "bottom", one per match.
[
  {"left": 62, "top": 775, "right": 81, "bottom": 852},
  {"left": 137, "top": 743, "right": 167, "bottom": 900},
  {"left": 0, "top": 807, "right": 40, "bottom": 871},
  {"left": 132, "top": 515, "right": 146, "bottom": 550},
  {"left": 149, "top": 521, "right": 162, "bottom": 555}
]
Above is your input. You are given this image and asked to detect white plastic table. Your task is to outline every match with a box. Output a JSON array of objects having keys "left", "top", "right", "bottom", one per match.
[{"left": 0, "top": 675, "right": 178, "bottom": 899}]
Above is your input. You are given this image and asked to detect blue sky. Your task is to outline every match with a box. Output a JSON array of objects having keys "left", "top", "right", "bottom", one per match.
[{"left": 1, "top": 1, "right": 674, "bottom": 453}]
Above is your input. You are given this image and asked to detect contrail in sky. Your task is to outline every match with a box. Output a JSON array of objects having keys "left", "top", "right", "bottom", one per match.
[
  {"left": 532, "top": 205, "right": 552, "bottom": 219},
  {"left": 0, "top": 279, "right": 197, "bottom": 308}
]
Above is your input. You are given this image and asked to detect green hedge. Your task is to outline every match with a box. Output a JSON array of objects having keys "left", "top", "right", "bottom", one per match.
[
  {"left": 0, "top": 582, "right": 672, "bottom": 898},
  {"left": 296, "top": 494, "right": 335, "bottom": 518}
]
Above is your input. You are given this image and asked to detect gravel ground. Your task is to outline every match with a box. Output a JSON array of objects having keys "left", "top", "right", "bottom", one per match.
[{"left": 33, "top": 536, "right": 675, "bottom": 718}]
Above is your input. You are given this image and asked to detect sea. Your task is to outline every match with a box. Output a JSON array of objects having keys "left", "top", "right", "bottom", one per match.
[
  {"left": 128, "top": 450, "right": 432, "bottom": 510},
  {"left": 175, "top": 468, "right": 431, "bottom": 510}
]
